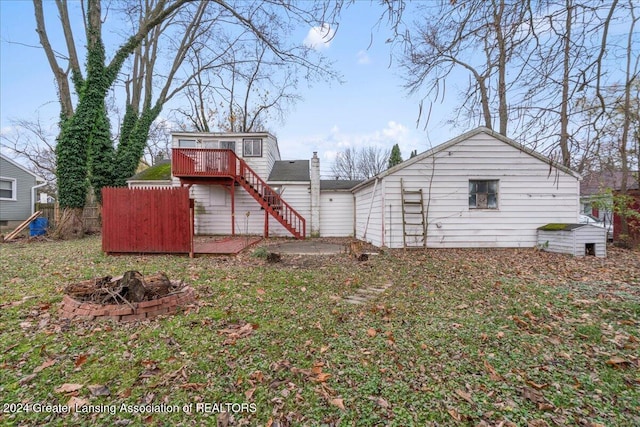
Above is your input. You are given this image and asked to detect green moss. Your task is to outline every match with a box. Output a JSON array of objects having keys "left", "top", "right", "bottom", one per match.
[
  {"left": 538, "top": 223, "right": 570, "bottom": 231},
  {"left": 131, "top": 162, "right": 171, "bottom": 180}
]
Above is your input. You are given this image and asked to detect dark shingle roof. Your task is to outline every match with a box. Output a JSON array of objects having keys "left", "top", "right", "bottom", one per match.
[
  {"left": 268, "top": 160, "right": 310, "bottom": 181},
  {"left": 320, "top": 180, "right": 362, "bottom": 191},
  {"left": 581, "top": 170, "right": 639, "bottom": 196}
]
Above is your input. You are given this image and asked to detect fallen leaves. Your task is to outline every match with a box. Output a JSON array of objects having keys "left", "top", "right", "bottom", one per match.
[
  {"left": 33, "top": 358, "right": 56, "bottom": 373},
  {"left": 218, "top": 321, "right": 258, "bottom": 345},
  {"left": 55, "top": 383, "right": 83, "bottom": 394}
]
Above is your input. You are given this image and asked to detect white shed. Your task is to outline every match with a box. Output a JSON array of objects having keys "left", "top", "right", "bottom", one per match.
[
  {"left": 352, "top": 127, "right": 582, "bottom": 249},
  {"left": 537, "top": 223, "right": 607, "bottom": 257}
]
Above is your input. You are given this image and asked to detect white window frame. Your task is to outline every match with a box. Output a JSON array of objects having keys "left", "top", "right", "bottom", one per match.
[
  {"left": 0, "top": 177, "right": 17, "bottom": 201},
  {"left": 469, "top": 179, "right": 499, "bottom": 209},
  {"left": 243, "top": 138, "right": 262, "bottom": 157},
  {"left": 178, "top": 139, "right": 197, "bottom": 148}
]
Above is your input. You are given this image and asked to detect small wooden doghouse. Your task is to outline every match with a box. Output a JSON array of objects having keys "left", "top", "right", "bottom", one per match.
[{"left": 537, "top": 223, "right": 607, "bottom": 257}]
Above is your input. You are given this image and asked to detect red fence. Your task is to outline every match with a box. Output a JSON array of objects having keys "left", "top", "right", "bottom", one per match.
[{"left": 102, "top": 187, "right": 193, "bottom": 255}]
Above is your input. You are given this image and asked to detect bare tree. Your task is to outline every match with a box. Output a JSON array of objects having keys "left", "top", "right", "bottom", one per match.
[
  {"left": 401, "top": 0, "right": 532, "bottom": 136},
  {"left": 331, "top": 146, "right": 390, "bottom": 180},
  {"left": 1, "top": 117, "right": 57, "bottom": 186}
]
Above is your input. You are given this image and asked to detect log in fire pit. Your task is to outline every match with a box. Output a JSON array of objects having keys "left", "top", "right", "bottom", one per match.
[{"left": 60, "top": 271, "right": 195, "bottom": 321}]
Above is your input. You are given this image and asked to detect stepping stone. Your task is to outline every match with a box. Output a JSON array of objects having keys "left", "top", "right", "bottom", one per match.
[{"left": 342, "top": 283, "right": 393, "bottom": 305}]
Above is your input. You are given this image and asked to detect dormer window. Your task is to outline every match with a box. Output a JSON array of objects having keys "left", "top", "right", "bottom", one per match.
[{"left": 243, "top": 138, "right": 262, "bottom": 157}]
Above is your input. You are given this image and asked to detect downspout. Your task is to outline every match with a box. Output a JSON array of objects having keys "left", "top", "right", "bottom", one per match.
[
  {"left": 31, "top": 181, "right": 47, "bottom": 214},
  {"left": 363, "top": 178, "right": 379, "bottom": 240}
]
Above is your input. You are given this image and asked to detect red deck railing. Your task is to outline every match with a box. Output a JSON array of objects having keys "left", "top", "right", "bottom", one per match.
[
  {"left": 172, "top": 148, "right": 236, "bottom": 177},
  {"left": 171, "top": 148, "right": 305, "bottom": 239}
]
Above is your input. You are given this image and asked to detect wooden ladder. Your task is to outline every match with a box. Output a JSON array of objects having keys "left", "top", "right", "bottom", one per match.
[{"left": 401, "top": 179, "right": 426, "bottom": 248}]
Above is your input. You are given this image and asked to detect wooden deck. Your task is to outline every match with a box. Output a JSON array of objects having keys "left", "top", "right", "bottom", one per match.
[{"left": 193, "top": 236, "right": 262, "bottom": 255}]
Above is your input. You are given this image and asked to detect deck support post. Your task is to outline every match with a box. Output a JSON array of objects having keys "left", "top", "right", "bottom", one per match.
[{"left": 231, "top": 183, "right": 235, "bottom": 236}]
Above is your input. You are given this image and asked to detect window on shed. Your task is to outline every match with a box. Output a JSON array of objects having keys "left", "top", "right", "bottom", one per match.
[
  {"left": 243, "top": 138, "right": 262, "bottom": 157},
  {"left": 469, "top": 180, "right": 498, "bottom": 209},
  {"left": 178, "top": 139, "right": 196, "bottom": 148},
  {"left": 0, "top": 178, "right": 16, "bottom": 200}
]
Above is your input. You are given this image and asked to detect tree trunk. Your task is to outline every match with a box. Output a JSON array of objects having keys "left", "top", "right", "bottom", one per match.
[{"left": 52, "top": 207, "right": 85, "bottom": 240}]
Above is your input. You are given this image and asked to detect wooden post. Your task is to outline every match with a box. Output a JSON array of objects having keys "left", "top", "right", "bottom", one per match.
[
  {"left": 231, "top": 183, "right": 235, "bottom": 236},
  {"left": 189, "top": 198, "right": 195, "bottom": 258},
  {"left": 264, "top": 210, "right": 269, "bottom": 238}
]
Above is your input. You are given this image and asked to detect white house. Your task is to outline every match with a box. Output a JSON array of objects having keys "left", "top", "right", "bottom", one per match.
[
  {"left": 129, "top": 128, "right": 581, "bottom": 248},
  {"left": 352, "top": 128, "right": 581, "bottom": 248}
]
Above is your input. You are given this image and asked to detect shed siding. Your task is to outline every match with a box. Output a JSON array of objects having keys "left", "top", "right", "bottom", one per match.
[
  {"left": 0, "top": 157, "right": 38, "bottom": 221},
  {"left": 538, "top": 226, "right": 606, "bottom": 257},
  {"left": 574, "top": 227, "right": 607, "bottom": 257},
  {"left": 355, "top": 132, "right": 580, "bottom": 249},
  {"left": 355, "top": 179, "right": 384, "bottom": 247},
  {"left": 320, "top": 191, "right": 354, "bottom": 237}
]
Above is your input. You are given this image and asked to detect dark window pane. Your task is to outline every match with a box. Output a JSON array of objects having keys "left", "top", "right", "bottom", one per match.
[
  {"left": 469, "top": 194, "right": 476, "bottom": 207},
  {"left": 488, "top": 181, "right": 497, "bottom": 192},
  {"left": 488, "top": 193, "right": 497, "bottom": 208}
]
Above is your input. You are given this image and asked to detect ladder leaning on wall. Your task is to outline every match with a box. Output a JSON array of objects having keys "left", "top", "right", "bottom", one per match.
[{"left": 401, "top": 178, "right": 426, "bottom": 248}]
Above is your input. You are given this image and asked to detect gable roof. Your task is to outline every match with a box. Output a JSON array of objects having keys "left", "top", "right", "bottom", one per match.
[
  {"left": 351, "top": 127, "right": 581, "bottom": 192},
  {"left": 0, "top": 153, "right": 44, "bottom": 181},
  {"left": 580, "top": 170, "right": 640, "bottom": 196},
  {"left": 268, "top": 160, "right": 310, "bottom": 182},
  {"left": 320, "top": 179, "right": 362, "bottom": 191}
]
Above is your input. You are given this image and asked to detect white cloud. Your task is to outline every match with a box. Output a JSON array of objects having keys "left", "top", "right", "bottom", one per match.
[
  {"left": 356, "top": 50, "right": 371, "bottom": 65},
  {"left": 303, "top": 23, "right": 335, "bottom": 50}
]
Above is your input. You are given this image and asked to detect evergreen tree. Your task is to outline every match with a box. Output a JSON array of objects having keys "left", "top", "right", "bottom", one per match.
[{"left": 388, "top": 143, "right": 403, "bottom": 168}]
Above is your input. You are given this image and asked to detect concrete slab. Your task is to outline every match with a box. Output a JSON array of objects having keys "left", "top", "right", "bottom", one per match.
[{"left": 268, "top": 241, "right": 346, "bottom": 255}]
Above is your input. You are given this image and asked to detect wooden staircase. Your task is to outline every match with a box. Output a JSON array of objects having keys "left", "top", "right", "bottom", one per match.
[
  {"left": 234, "top": 157, "right": 306, "bottom": 239},
  {"left": 172, "top": 148, "right": 305, "bottom": 239},
  {"left": 401, "top": 178, "right": 426, "bottom": 248}
]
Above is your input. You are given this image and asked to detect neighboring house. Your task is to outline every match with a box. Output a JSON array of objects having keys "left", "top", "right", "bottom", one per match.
[
  {"left": 352, "top": 128, "right": 581, "bottom": 248},
  {"left": 0, "top": 154, "right": 46, "bottom": 229},
  {"left": 126, "top": 159, "right": 173, "bottom": 188},
  {"left": 128, "top": 127, "right": 582, "bottom": 248},
  {"left": 580, "top": 170, "right": 640, "bottom": 240}
]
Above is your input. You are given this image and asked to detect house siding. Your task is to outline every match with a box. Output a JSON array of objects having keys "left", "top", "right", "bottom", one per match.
[
  {"left": 266, "top": 182, "right": 310, "bottom": 237},
  {"left": 183, "top": 180, "right": 309, "bottom": 237},
  {"left": 0, "top": 157, "right": 38, "bottom": 221},
  {"left": 355, "top": 131, "right": 580, "bottom": 249},
  {"left": 320, "top": 191, "right": 354, "bottom": 237}
]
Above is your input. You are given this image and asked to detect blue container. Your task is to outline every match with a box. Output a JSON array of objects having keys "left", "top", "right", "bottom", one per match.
[{"left": 30, "top": 217, "right": 49, "bottom": 237}]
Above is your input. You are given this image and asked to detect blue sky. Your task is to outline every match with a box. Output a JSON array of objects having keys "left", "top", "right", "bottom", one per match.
[{"left": 0, "top": 1, "right": 462, "bottom": 178}]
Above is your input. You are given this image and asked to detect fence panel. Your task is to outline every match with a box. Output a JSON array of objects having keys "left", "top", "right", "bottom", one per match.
[{"left": 102, "top": 187, "right": 192, "bottom": 254}]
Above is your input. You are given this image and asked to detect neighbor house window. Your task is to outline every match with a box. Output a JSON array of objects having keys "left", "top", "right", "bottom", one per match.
[
  {"left": 243, "top": 138, "right": 262, "bottom": 157},
  {"left": 178, "top": 139, "right": 196, "bottom": 148},
  {"left": 0, "top": 178, "right": 16, "bottom": 200},
  {"left": 469, "top": 180, "right": 498, "bottom": 209}
]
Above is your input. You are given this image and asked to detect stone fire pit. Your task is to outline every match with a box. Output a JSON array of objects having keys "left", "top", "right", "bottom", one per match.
[{"left": 60, "top": 271, "right": 196, "bottom": 321}]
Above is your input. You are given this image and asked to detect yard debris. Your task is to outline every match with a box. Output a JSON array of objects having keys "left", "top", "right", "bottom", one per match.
[{"left": 63, "top": 271, "right": 184, "bottom": 304}]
